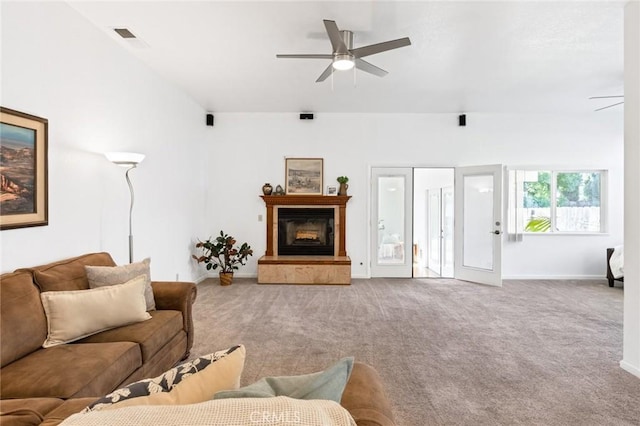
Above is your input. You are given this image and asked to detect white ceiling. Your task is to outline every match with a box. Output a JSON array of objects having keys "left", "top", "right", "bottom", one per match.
[{"left": 67, "top": 1, "right": 625, "bottom": 114}]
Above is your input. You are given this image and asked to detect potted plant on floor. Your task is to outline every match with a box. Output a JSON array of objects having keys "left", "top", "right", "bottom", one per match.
[{"left": 192, "top": 231, "right": 253, "bottom": 286}]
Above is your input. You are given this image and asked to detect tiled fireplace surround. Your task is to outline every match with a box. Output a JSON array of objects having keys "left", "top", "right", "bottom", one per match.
[{"left": 257, "top": 195, "right": 352, "bottom": 285}]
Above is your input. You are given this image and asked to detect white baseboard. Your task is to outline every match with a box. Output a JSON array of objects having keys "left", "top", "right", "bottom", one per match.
[
  {"left": 620, "top": 360, "right": 640, "bottom": 378},
  {"left": 196, "top": 273, "right": 605, "bottom": 282},
  {"left": 194, "top": 274, "right": 209, "bottom": 284},
  {"left": 199, "top": 272, "right": 258, "bottom": 280},
  {"left": 502, "top": 275, "right": 605, "bottom": 280}
]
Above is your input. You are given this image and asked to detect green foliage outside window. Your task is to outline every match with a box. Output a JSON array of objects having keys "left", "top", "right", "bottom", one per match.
[
  {"left": 523, "top": 172, "right": 551, "bottom": 208},
  {"left": 556, "top": 172, "right": 600, "bottom": 207},
  {"left": 522, "top": 171, "right": 602, "bottom": 233}
]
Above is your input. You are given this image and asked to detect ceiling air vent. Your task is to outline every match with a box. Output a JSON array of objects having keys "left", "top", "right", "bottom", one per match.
[{"left": 114, "top": 28, "right": 136, "bottom": 39}]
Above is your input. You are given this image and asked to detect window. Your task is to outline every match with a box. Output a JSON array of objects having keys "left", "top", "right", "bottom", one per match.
[{"left": 510, "top": 170, "right": 606, "bottom": 234}]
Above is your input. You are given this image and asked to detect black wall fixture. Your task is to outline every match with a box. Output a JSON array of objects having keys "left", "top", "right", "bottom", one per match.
[
  {"left": 300, "top": 113, "right": 314, "bottom": 120},
  {"left": 206, "top": 114, "right": 214, "bottom": 126},
  {"left": 458, "top": 114, "right": 466, "bottom": 127}
]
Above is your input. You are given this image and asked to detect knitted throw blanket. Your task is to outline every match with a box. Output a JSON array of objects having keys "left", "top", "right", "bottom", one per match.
[{"left": 60, "top": 396, "right": 357, "bottom": 426}]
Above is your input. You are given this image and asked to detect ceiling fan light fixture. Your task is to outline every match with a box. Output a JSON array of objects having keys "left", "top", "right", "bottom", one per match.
[{"left": 332, "top": 54, "right": 354, "bottom": 71}]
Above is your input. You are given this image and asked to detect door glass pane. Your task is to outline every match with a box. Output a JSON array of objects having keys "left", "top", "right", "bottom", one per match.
[
  {"left": 377, "top": 176, "right": 405, "bottom": 264},
  {"left": 463, "top": 175, "right": 494, "bottom": 270},
  {"left": 442, "top": 187, "right": 454, "bottom": 277}
]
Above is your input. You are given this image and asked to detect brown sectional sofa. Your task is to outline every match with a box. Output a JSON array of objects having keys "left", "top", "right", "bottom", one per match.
[
  {"left": 0, "top": 252, "right": 197, "bottom": 424},
  {"left": 1, "top": 252, "right": 395, "bottom": 426}
]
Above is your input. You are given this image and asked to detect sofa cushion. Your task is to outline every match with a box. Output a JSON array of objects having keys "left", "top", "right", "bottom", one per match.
[
  {"left": 0, "top": 342, "right": 142, "bottom": 399},
  {"left": 77, "top": 310, "right": 183, "bottom": 362},
  {"left": 40, "top": 275, "right": 151, "bottom": 348},
  {"left": 0, "top": 272, "right": 48, "bottom": 367},
  {"left": 85, "top": 258, "right": 155, "bottom": 311},
  {"left": 85, "top": 345, "right": 245, "bottom": 412},
  {"left": 23, "top": 252, "right": 116, "bottom": 292},
  {"left": 39, "top": 398, "right": 97, "bottom": 426},
  {"left": 0, "top": 398, "right": 63, "bottom": 426}
]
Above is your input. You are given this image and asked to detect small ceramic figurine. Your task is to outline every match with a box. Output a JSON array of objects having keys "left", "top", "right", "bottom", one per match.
[{"left": 275, "top": 184, "right": 285, "bottom": 195}]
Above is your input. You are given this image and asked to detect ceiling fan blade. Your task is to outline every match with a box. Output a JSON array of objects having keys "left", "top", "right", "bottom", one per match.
[
  {"left": 323, "top": 20, "right": 348, "bottom": 54},
  {"left": 594, "top": 101, "right": 624, "bottom": 112},
  {"left": 316, "top": 63, "right": 335, "bottom": 82},
  {"left": 276, "top": 54, "right": 333, "bottom": 59},
  {"left": 350, "top": 37, "right": 412, "bottom": 58},
  {"left": 355, "top": 58, "right": 388, "bottom": 77}
]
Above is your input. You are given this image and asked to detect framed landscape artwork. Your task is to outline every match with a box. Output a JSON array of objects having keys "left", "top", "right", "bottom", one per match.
[
  {"left": 0, "top": 107, "right": 48, "bottom": 230},
  {"left": 285, "top": 158, "right": 323, "bottom": 195}
]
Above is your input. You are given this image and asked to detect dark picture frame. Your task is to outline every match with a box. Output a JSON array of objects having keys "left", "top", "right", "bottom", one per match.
[
  {"left": 0, "top": 107, "right": 48, "bottom": 230},
  {"left": 285, "top": 158, "right": 323, "bottom": 195}
]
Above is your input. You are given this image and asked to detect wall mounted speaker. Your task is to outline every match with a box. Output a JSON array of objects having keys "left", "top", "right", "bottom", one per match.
[
  {"left": 206, "top": 114, "right": 214, "bottom": 126},
  {"left": 458, "top": 114, "right": 466, "bottom": 127},
  {"left": 300, "top": 113, "right": 314, "bottom": 120}
]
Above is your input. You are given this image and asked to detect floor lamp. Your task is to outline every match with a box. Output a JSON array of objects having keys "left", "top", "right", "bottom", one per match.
[{"left": 105, "top": 152, "right": 145, "bottom": 263}]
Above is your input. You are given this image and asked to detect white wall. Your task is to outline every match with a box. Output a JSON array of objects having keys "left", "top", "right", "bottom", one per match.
[
  {"left": 206, "top": 112, "right": 623, "bottom": 279},
  {"left": 0, "top": 2, "right": 625, "bottom": 284},
  {"left": 622, "top": 0, "right": 640, "bottom": 378},
  {"left": 0, "top": 2, "right": 207, "bottom": 282}
]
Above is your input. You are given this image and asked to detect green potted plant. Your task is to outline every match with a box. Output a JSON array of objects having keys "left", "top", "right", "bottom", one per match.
[
  {"left": 192, "top": 231, "right": 253, "bottom": 286},
  {"left": 337, "top": 176, "right": 349, "bottom": 196}
]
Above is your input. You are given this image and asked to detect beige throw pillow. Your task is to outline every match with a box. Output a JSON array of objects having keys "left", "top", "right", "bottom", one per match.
[
  {"left": 85, "top": 258, "right": 155, "bottom": 311},
  {"left": 85, "top": 345, "right": 246, "bottom": 412},
  {"left": 40, "top": 275, "right": 151, "bottom": 348}
]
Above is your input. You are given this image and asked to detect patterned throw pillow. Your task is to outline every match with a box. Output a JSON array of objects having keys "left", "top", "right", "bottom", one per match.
[
  {"left": 85, "top": 258, "right": 155, "bottom": 311},
  {"left": 84, "top": 345, "right": 245, "bottom": 412}
]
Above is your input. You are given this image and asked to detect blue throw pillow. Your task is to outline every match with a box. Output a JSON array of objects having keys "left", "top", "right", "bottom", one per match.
[{"left": 214, "top": 356, "right": 354, "bottom": 403}]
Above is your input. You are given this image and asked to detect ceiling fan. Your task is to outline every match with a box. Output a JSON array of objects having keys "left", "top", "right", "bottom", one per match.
[
  {"left": 589, "top": 95, "right": 624, "bottom": 111},
  {"left": 276, "top": 19, "right": 411, "bottom": 83}
]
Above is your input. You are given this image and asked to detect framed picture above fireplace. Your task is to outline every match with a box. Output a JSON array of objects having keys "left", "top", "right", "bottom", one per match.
[{"left": 285, "top": 158, "right": 323, "bottom": 195}]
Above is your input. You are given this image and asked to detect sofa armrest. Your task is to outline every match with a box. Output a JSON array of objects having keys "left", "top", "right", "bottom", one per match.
[
  {"left": 341, "top": 362, "right": 395, "bottom": 426},
  {"left": 150, "top": 281, "right": 197, "bottom": 359}
]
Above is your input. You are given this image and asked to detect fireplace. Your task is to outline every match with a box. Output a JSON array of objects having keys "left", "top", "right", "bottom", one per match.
[
  {"left": 278, "top": 208, "right": 334, "bottom": 255},
  {"left": 258, "top": 195, "right": 351, "bottom": 285}
]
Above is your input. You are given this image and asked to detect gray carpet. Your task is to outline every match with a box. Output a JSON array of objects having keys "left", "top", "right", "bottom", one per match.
[{"left": 190, "top": 278, "right": 640, "bottom": 425}]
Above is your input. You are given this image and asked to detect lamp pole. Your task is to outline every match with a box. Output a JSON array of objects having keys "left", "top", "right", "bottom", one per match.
[
  {"left": 105, "top": 152, "right": 145, "bottom": 264},
  {"left": 125, "top": 164, "right": 137, "bottom": 264}
]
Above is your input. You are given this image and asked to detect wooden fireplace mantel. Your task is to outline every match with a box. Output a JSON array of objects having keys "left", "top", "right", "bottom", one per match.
[
  {"left": 258, "top": 195, "right": 352, "bottom": 285},
  {"left": 260, "top": 195, "right": 351, "bottom": 257}
]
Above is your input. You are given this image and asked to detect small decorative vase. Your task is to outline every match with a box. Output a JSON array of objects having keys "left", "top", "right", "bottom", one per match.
[
  {"left": 219, "top": 271, "right": 234, "bottom": 286},
  {"left": 338, "top": 183, "right": 349, "bottom": 196},
  {"left": 262, "top": 183, "right": 273, "bottom": 195}
]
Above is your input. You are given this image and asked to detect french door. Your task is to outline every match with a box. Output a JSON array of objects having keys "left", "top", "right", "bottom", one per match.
[
  {"left": 370, "top": 168, "right": 413, "bottom": 277},
  {"left": 453, "top": 165, "right": 503, "bottom": 286},
  {"left": 371, "top": 164, "right": 503, "bottom": 286}
]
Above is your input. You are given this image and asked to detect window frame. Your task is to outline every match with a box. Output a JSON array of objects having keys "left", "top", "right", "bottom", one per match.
[{"left": 511, "top": 168, "right": 608, "bottom": 235}]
